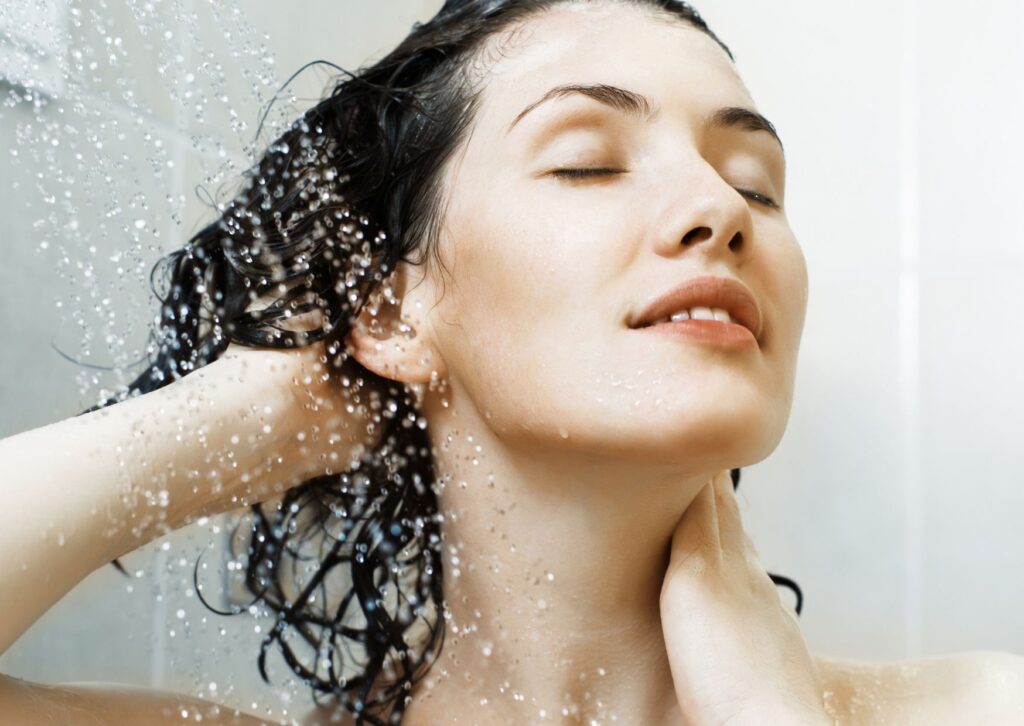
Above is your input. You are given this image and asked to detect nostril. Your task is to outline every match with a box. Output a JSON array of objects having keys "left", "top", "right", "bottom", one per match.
[
  {"left": 682, "top": 226, "right": 712, "bottom": 246},
  {"left": 728, "top": 231, "right": 744, "bottom": 250}
]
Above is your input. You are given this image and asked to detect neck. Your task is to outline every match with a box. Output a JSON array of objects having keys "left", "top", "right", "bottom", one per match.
[{"left": 403, "top": 394, "right": 715, "bottom": 725}]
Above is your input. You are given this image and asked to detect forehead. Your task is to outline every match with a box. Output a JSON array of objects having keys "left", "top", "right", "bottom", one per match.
[{"left": 469, "top": 3, "right": 753, "bottom": 135}]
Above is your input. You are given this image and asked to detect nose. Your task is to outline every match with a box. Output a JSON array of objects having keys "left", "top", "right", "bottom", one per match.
[{"left": 651, "top": 159, "right": 753, "bottom": 262}]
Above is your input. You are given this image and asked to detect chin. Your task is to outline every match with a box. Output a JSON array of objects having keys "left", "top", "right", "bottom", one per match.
[{"left": 583, "top": 401, "right": 786, "bottom": 469}]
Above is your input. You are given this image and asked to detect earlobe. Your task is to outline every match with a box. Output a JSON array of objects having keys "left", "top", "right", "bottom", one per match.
[
  {"left": 346, "top": 319, "right": 442, "bottom": 385},
  {"left": 344, "top": 263, "right": 446, "bottom": 385}
]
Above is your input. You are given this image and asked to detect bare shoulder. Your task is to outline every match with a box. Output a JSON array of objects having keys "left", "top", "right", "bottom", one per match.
[
  {"left": 813, "top": 650, "right": 1024, "bottom": 726},
  {"left": 298, "top": 703, "right": 358, "bottom": 725},
  {"left": 0, "top": 673, "right": 278, "bottom": 725}
]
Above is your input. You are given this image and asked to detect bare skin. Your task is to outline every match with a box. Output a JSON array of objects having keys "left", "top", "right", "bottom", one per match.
[
  {"left": 2, "top": 2, "right": 1023, "bottom": 725},
  {"left": 0, "top": 347, "right": 1021, "bottom": 725}
]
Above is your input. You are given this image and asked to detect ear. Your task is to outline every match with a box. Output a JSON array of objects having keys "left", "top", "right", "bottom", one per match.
[{"left": 344, "top": 260, "right": 447, "bottom": 386}]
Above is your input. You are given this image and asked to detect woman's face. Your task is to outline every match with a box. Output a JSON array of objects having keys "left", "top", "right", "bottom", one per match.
[{"left": 415, "top": 2, "right": 808, "bottom": 470}]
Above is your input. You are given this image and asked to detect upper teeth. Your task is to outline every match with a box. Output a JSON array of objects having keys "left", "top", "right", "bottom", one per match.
[{"left": 651, "top": 307, "right": 734, "bottom": 325}]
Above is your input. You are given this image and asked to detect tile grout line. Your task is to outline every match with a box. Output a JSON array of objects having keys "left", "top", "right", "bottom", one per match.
[
  {"left": 899, "top": 0, "right": 924, "bottom": 660},
  {"left": 149, "top": 0, "right": 196, "bottom": 690}
]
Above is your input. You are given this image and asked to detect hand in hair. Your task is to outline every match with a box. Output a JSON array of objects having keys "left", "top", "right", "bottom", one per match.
[
  {"left": 660, "top": 470, "right": 832, "bottom": 726},
  {"left": 188, "top": 340, "right": 382, "bottom": 518},
  {"left": 0, "top": 338, "right": 379, "bottom": 660}
]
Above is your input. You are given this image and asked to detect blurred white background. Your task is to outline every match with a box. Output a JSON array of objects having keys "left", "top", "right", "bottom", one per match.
[{"left": 0, "top": 0, "right": 1021, "bottom": 719}]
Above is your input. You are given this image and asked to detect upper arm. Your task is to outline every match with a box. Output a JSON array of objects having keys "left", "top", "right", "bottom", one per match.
[{"left": 0, "top": 673, "right": 277, "bottom": 726}]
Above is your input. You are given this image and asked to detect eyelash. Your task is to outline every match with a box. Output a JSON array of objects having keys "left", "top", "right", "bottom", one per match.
[{"left": 549, "top": 167, "right": 780, "bottom": 209}]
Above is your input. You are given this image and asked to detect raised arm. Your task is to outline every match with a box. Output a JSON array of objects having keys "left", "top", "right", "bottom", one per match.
[{"left": 0, "top": 344, "right": 376, "bottom": 718}]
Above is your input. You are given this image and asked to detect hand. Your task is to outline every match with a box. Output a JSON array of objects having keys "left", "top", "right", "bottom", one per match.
[
  {"left": 170, "top": 341, "right": 382, "bottom": 518},
  {"left": 660, "top": 470, "right": 830, "bottom": 726}
]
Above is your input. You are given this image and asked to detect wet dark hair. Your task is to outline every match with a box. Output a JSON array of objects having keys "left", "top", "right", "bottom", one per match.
[{"left": 88, "top": 0, "right": 801, "bottom": 723}]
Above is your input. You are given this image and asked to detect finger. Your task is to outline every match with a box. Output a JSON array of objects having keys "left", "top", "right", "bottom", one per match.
[
  {"left": 711, "top": 469, "right": 746, "bottom": 557},
  {"left": 713, "top": 477, "right": 772, "bottom": 575},
  {"left": 668, "top": 477, "right": 720, "bottom": 569}
]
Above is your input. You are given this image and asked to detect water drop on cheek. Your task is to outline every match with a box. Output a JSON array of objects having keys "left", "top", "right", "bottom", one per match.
[{"left": 557, "top": 426, "right": 569, "bottom": 440}]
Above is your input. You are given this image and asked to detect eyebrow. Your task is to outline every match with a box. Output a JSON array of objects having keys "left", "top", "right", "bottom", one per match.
[{"left": 506, "top": 82, "right": 785, "bottom": 155}]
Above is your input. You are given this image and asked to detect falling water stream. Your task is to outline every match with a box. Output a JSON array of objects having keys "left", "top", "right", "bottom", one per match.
[{"left": 1, "top": 1, "right": 366, "bottom": 722}]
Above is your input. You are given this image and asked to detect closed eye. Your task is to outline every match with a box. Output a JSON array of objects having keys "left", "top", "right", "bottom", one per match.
[
  {"left": 734, "top": 188, "right": 780, "bottom": 209},
  {"left": 549, "top": 168, "right": 779, "bottom": 209},
  {"left": 549, "top": 167, "right": 622, "bottom": 180}
]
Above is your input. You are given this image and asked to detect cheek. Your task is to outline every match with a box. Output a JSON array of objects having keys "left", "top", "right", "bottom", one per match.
[
  {"left": 438, "top": 222, "right": 572, "bottom": 354},
  {"left": 778, "top": 237, "right": 809, "bottom": 345},
  {"left": 431, "top": 191, "right": 629, "bottom": 424},
  {"left": 755, "top": 233, "right": 808, "bottom": 404}
]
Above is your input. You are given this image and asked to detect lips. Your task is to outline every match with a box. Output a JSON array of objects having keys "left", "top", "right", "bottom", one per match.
[{"left": 629, "top": 275, "right": 762, "bottom": 341}]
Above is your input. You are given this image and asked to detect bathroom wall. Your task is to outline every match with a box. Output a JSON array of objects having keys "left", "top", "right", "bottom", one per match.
[{"left": 1, "top": 0, "right": 1021, "bottom": 717}]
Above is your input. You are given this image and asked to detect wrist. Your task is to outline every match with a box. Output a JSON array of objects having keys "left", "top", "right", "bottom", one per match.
[
  {"left": 273, "top": 352, "right": 381, "bottom": 484},
  {"left": 161, "top": 356, "right": 304, "bottom": 519},
  {"left": 168, "top": 348, "right": 378, "bottom": 516}
]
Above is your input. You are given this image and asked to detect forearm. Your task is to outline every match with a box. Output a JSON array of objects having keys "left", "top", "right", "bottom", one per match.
[{"left": 0, "top": 358, "right": 301, "bottom": 657}]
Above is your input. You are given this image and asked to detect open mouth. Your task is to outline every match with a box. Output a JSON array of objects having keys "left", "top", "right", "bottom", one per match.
[
  {"left": 633, "top": 309, "right": 757, "bottom": 347},
  {"left": 628, "top": 276, "right": 762, "bottom": 344}
]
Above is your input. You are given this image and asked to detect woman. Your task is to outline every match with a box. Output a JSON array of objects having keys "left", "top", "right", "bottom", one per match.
[{"left": 1, "top": 0, "right": 1021, "bottom": 724}]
